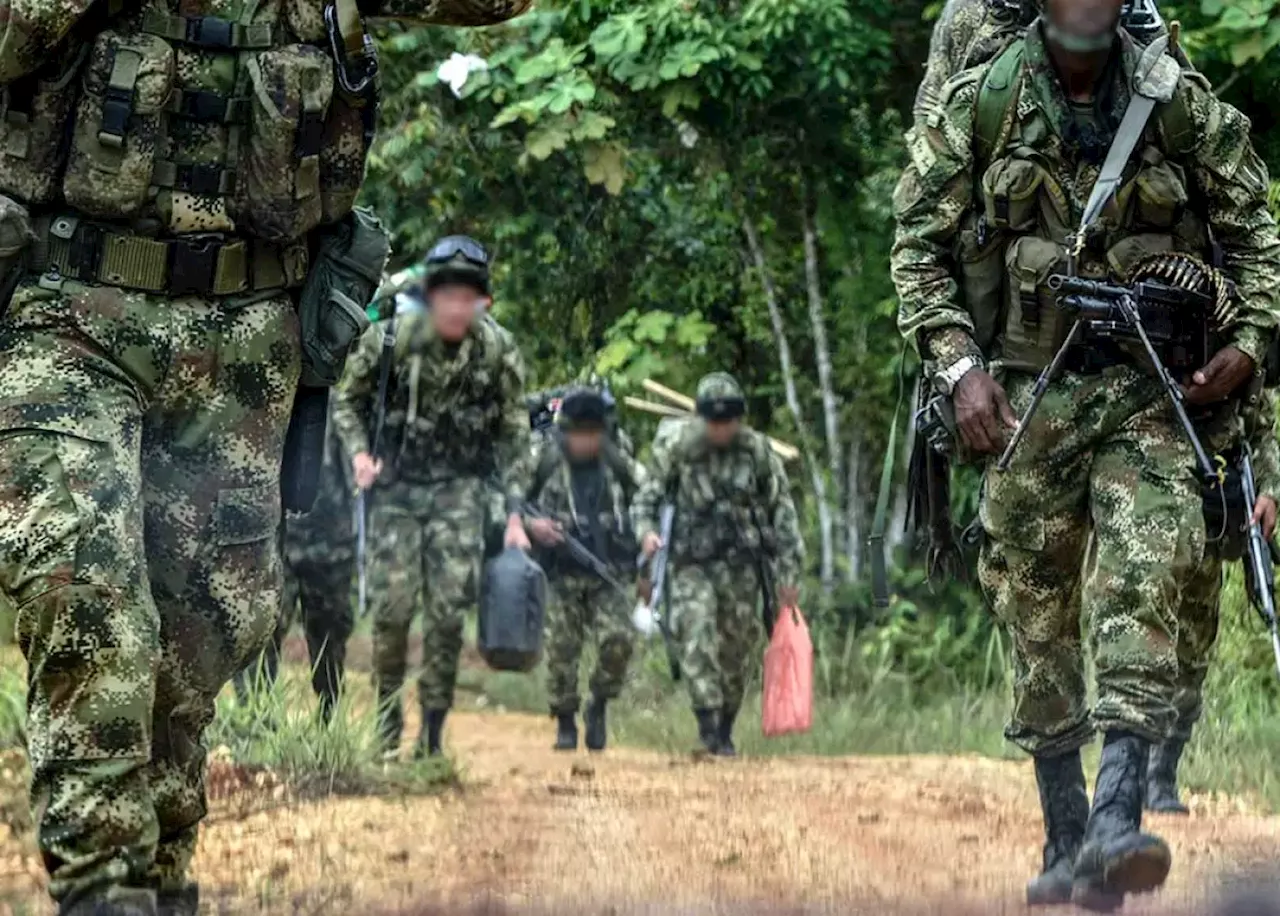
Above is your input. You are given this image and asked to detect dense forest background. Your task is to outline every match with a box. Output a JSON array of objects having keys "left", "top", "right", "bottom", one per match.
[{"left": 358, "top": 2, "right": 1280, "bottom": 696}]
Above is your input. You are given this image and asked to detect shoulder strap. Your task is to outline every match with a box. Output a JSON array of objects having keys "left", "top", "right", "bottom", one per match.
[
  {"left": 974, "top": 40, "right": 1026, "bottom": 165},
  {"left": 529, "top": 429, "right": 563, "bottom": 502},
  {"left": 601, "top": 438, "right": 634, "bottom": 491}
]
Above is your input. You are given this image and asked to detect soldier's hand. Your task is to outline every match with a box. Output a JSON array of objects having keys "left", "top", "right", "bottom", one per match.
[
  {"left": 505, "top": 513, "right": 532, "bottom": 552},
  {"left": 528, "top": 517, "right": 564, "bottom": 546},
  {"left": 1252, "top": 494, "right": 1278, "bottom": 541},
  {"left": 953, "top": 369, "right": 1018, "bottom": 455},
  {"left": 1186, "top": 346, "right": 1255, "bottom": 405},
  {"left": 777, "top": 585, "right": 800, "bottom": 609},
  {"left": 353, "top": 452, "right": 383, "bottom": 490},
  {"left": 641, "top": 531, "right": 663, "bottom": 559}
]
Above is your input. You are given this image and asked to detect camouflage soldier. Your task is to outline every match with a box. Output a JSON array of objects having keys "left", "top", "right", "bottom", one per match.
[
  {"left": 333, "top": 236, "right": 532, "bottom": 759},
  {"left": 0, "top": 0, "right": 528, "bottom": 912},
  {"left": 234, "top": 404, "right": 356, "bottom": 722},
  {"left": 893, "top": 0, "right": 1280, "bottom": 908},
  {"left": 524, "top": 387, "right": 645, "bottom": 751},
  {"left": 632, "top": 373, "right": 804, "bottom": 756}
]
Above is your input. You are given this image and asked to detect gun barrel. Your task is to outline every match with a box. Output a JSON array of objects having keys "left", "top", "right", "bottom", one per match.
[{"left": 1048, "top": 274, "right": 1128, "bottom": 300}]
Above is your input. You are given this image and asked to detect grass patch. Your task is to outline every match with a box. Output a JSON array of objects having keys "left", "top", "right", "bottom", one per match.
[{"left": 206, "top": 664, "right": 460, "bottom": 798}]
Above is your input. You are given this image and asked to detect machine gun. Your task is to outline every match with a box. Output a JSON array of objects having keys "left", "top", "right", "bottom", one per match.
[
  {"left": 1238, "top": 447, "right": 1280, "bottom": 679},
  {"left": 522, "top": 501, "right": 631, "bottom": 595},
  {"left": 997, "top": 272, "right": 1216, "bottom": 479}
]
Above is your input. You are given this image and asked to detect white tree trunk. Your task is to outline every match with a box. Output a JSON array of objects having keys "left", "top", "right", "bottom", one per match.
[
  {"left": 887, "top": 376, "right": 920, "bottom": 551},
  {"left": 844, "top": 436, "right": 864, "bottom": 581},
  {"left": 742, "top": 217, "right": 834, "bottom": 589},
  {"left": 801, "top": 201, "right": 844, "bottom": 573}
]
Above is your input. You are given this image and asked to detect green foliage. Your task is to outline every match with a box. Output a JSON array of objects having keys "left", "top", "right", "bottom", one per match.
[{"left": 0, "top": 661, "right": 24, "bottom": 752}]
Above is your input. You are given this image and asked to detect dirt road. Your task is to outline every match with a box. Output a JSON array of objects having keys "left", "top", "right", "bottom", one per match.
[{"left": 2, "top": 709, "right": 1279, "bottom": 914}]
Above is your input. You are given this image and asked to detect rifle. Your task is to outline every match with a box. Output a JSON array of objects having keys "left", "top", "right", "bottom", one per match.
[
  {"left": 356, "top": 314, "right": 397, "bottom": 619},
  {"left": 522, "top": 502, "right": 630, "bottom": 595},
  {"left": 1238, "top": 446, "right": 1280, "bottom": 679},
  {"left": 641, "top": 503, "right": 682, "bottom": 681},
  {"left": 748, "top": 505, "right": 779, "bottom": 635}
]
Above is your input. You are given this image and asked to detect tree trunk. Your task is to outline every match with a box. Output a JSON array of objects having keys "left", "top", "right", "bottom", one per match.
[
  {"left": 742, "top": 217, "right": 834, "bottom": 589},
  {"left": 844, "top": 436, "right": 865, "bottom": 581},
  {"left": 801, "top": 194, "right": 843, "bottom": 586}
]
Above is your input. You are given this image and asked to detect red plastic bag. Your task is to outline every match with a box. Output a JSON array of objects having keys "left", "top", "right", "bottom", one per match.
[{"left": 762, "top": 605, "right": 813, "bottom": 738}]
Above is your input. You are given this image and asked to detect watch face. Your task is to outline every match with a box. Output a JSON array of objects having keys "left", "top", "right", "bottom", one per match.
[{"left": 934, "top": 374, "right": 950, "bottom": 395}]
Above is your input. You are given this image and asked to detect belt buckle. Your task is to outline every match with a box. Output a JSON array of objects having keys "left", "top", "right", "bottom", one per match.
[{"left": 168, "top": 237, "right": 219, "bottom": 297}]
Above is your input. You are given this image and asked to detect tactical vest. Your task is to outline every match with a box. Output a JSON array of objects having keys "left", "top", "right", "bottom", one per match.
[
  {"left": 0, "top": 0, "right": 376, "bottom": 297},
  {"left": 383, "top": 316, "right": 512, "bottom": 482},
  {"left": 958, "top": 35, "right": 1204, "bottom": 371},
  {"left": 529, "top": 431, "right": 638, "bottom": 570},
  {"left": 671, "top": 430, "right": 778, "bottom": 564}
]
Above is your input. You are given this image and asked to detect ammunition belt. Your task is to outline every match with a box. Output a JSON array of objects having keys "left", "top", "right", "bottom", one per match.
[{"left": 28, "top": 215, "right": 308, "bottom": 297}]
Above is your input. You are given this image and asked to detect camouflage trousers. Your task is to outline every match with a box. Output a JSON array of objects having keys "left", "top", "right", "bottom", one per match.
[
  {"left": 671, "top": 558, "right": 762, "bottom": 712},
  {"left": 1170, "top": 549, "right": 1224, "bottom": 742},
  {"left": 0, "top": 281, "right": 297, "bottom": 905},
  {"left": 980, "top": 366, "right": 1202, "bottom": 756},
  {"left": 235, "top": 517, "right": 355, "bottom": 714},
  {"left": 369, "top": 477, "right": 485, "bottom": 715},
  {"left": 545, "top": 574, "right": 634, "bottom": 715}
]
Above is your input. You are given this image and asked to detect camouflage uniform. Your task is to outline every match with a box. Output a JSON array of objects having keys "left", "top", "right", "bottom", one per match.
[
  {"left": 526, "top": 400, "right": 646, "bottom": 749},
  {"left": 631, "top": 374, "right": 803, "bottom": 753},
  {"left": 234, "top": 408, "right": 355, "bottom": 720},
  {"left": 0, "top": 0, "right": 529, "bottom": 910},
  {"left": 895, "top": 16, "right": 1280, "bottom": 908},
  {"left": 332, "top": 308, "right": 531, "bottom": 752}
]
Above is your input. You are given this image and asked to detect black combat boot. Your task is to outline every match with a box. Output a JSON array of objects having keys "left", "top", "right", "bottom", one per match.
[
  {"left": 59, "top": 887, "right": 158, "bottom": 916},
  {"left": 554, "top": 712, "right": 579, "bottom": 751},
  {"left": 1026, "top": 749, "right": 1089, "bottom": 906},
  {"left": 1145, "top": 739, "right": 1190, "bottom": 815},
  {"left": 716, "top": 706, "right": 739, "bottom": 757},
  {"left": 375, "top": 688, "right": 403, "bottom": 757},
  {"left": 694, "top": 708, "right": 721, "bottom": 755},
  {"left": 1072, "top": 731, "right": 1172, "bottom": 912},
  {"left": 415, "top": 708, "right": 447, "bottom": 758},
  {"left": 584, "top": 697, "right": 607, "bottom": 752},
  {"left": 156, "top": 884, "right": 198, "bottom": 916}
]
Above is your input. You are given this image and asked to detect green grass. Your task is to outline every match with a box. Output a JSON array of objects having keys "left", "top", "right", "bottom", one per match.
[{"left": 206, "top": 663, "right": 458, "bottom": 798}]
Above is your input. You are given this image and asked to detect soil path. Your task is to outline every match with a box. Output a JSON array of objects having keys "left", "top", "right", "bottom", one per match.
[{"left": 3, "top": 710, "right": 1279, "bottom": 914}]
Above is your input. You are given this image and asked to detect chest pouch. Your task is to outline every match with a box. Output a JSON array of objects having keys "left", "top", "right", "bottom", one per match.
[
  {"left": 0, "top": 43, "right": 87, "bottom": 206},
  {"left": 63, "top": 31, "right": 175, "bottom": 218},
  {"left": 1002, "top": 236, "right": 1070, "bottom": 370}
]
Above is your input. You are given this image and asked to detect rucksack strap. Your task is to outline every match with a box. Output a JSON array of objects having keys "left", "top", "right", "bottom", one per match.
[{"left": 974, "top": 41, "right": 1026, "bottom": 165}]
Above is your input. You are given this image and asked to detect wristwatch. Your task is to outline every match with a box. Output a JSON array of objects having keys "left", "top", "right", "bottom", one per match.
[{"left": 933, "top": 355, "right": 982, "bottom": 396}]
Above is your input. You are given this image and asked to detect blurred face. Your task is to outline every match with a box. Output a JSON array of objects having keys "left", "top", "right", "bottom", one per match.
[
  {"left": 565, "top": 428, "right": 604, "bottom": 460},
  {"left": 1045, "top": 0, "right": 1123, "bottom": 51},
  {"left": 704, "top": 418, "right": 741, "bottom": 448},
  {"left": 427, "top": 283, "right": 489, "bottom": 343}
]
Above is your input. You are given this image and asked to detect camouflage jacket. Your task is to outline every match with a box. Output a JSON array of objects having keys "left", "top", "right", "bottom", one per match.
[
  {"left": 0, "top": 0, "right": 529, "bottom": 245},
  {"left": 914, "top": 0, "right": 1030, "bottom": 122},
  {"left": 893, "top": 26, "right": 1280, "bottom": 373},
  {"left": 284, "top": 402, "right": 353, "bottom": 557},
  {"left": 632, "top": 419, "right": 804, "bottom": 589},
  {"left": 525, "top": 431, "right": 648, "bottom": 574},
  {"left": 332, "top": 311, "right": 532, "bottom": 509}
]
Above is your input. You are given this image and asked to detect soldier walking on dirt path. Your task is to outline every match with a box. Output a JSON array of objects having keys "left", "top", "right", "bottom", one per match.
[
  {"left": 0, "top": 0, "right": 530, "bottom": 911},
  {"left": 894, "top": 0, "right": 1280, "bottom": 908},
  {"left": 234, "top": 401, "right": 357, "bottom": 722},
  {"left": 332, "top": 236, "right": 533, "bottom": 761},
  {"left": 524, "top": 387, "right": 647, "bottom": 752},
  {"left": 632, "top": 373, "right": 804, "bottom": 757}
]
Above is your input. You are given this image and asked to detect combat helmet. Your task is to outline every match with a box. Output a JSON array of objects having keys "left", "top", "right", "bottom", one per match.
[
  {"left": 423, "top": 234, "right": 490, "bottom": 294},
  {"left": 695, "top": 372, "right": 746, "bottom": 421}
]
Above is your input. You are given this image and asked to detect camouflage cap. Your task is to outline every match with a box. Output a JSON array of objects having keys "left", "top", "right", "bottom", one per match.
[{"left": 695, "top": 372, "right": 745, "bottom": 421}]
